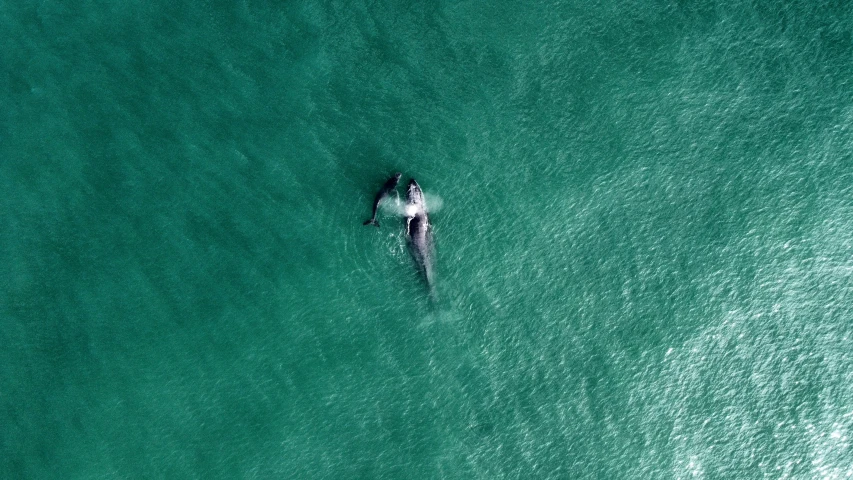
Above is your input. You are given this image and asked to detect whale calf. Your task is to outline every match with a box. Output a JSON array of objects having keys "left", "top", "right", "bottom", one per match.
[
  {"left": 363, "top": 172, "right": 402, "bottom": 227},
  {"left": 405, "top": 179, "right": 434, "bottom": 292}
]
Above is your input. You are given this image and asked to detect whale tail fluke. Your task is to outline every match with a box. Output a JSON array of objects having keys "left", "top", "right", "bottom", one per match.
[{"left": 363, "top": 219, "right": 380, "bottom": 227}]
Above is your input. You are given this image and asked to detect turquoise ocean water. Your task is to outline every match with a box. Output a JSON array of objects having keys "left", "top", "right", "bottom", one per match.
[{"left": 2, "top": 1, "right": 853, "bottom": 478}]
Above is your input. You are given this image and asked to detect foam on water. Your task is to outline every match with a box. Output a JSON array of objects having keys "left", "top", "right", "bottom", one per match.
[
  {"left": 423, "top": 193, "right": 444, "bottom": 213},
  {"left": 379, "top": 192, "right": 444, "bottom": 217},
  {"left": 380, "top": 196, "right": 407, "bottom": 216}
]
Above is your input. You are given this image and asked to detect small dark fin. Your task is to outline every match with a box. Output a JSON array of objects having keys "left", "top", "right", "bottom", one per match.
[{"left": 363, "top": 219, "right": 380, "bottom": 227}]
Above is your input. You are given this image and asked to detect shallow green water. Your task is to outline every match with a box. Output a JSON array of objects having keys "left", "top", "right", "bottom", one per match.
[{"left": 2, "top": 0, "right": 853, "bottom": 478}]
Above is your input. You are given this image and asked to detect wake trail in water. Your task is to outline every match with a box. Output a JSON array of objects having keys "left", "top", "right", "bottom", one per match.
[{"left": 418, "top": 309, "right": 462, "bottom": 328}]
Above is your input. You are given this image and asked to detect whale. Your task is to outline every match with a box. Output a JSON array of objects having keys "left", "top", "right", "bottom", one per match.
[
  {"left": 405, "top": 179, "right": 435, "bottom": 292},
  {"left": 363, "top": 173, "right": 402, "bottom": 227}
]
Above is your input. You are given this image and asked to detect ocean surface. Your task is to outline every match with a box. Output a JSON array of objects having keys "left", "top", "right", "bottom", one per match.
[{"left": 2, "top": 0, "right": 852, "bottom": 478}]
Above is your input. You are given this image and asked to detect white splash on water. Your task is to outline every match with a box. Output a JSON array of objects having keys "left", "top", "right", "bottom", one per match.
[
  {"left": 378, "top": 192, "right": 444, "bottom": 216},
  {"left": 379, "top": 195, "right": 406, "bottom": 216},
  {"left": 423, "top": 193, "right": 443, "bottom": 213}
]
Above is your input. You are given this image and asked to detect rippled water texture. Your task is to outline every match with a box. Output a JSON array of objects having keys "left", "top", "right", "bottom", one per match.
[{"left": 2, "top": 0, "right": 852, "bottom": 478}]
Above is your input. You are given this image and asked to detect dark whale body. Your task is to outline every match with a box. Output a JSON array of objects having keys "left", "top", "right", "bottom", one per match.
[
  {"left": 405, "top": 179, "right": 434, "bottom": 291},
  {"left": 363, "top": 173, "right": 402, "bottom": 227}
]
